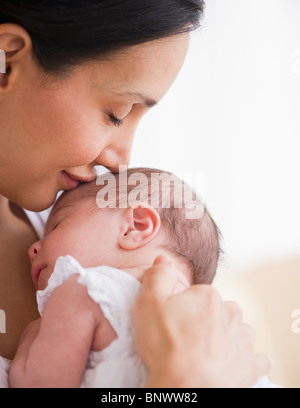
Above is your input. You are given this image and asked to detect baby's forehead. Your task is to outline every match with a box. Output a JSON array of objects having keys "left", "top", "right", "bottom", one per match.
[{"left": 50, "top": 185, "right": 96, "bottom": 218}]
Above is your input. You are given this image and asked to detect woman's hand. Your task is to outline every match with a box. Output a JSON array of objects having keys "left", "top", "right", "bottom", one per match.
[{"left": 133, "top": 255, "right": 271, "bottom": 388}]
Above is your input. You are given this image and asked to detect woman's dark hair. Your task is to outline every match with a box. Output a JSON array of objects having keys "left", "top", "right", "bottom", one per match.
[{"left": 0, "top": 0, "right": 205, "bottom": 73}]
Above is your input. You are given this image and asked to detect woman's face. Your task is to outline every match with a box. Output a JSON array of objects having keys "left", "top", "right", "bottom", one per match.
[{"left": 0, "top": 34, "right": 189, "bottom": 211}]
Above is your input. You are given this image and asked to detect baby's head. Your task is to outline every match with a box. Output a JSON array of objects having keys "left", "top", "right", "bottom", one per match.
[{"left": 29, "top": 168, "right": 222, "bottom": 291}]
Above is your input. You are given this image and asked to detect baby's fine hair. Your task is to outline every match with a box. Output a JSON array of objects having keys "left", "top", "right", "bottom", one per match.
[{"left": 80, "top": 168, "right": 222, "bottom": 285}]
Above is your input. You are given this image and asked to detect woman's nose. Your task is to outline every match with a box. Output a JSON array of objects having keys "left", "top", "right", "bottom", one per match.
[
  {"left": 94, "top": 129, "right": 134, "bottom": 172},
  {"left": 95, "top": 147, "right": 131, "bottom": 173},
  {"left": 28, "top": 241, "right": 42, "bottom": 263}
]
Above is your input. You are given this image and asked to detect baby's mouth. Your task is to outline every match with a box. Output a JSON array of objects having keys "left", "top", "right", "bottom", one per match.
[{"left": 31, "top": 264, "right": 47, "bottom": 290}]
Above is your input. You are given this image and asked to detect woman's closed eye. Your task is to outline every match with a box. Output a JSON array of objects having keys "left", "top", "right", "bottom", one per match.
[
  {"left": 105, "top": 104, "right": 135, "bottom": 128},
  {"left": 108, "top": 113, "right": 124, "bottom": 128}
]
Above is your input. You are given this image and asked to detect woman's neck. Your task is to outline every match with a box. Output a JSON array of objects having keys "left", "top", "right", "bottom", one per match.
[
  {"left": 0, "top": 193, "right": 8, "bottom": 208},
  {"left": 0, "top": 194, "right": 34, "bottom": 233},
  {"left": 0, "top": 193, "right": 40, "bottom": 360},
  {"left": 0, "top": 194, "right": 12, "bottom": 225}
]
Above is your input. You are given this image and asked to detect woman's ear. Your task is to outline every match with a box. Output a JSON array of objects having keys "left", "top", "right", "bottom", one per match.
[
  {"left": 0, "top": 24, "right": 32, "bottom": 91},
  {"left": 119, "top": 204, "right": 161, "bottom": 250}
]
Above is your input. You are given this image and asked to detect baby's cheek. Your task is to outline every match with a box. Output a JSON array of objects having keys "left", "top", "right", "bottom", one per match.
[{"left": 38, "top": 268, "right": 52, "bottom": 291}]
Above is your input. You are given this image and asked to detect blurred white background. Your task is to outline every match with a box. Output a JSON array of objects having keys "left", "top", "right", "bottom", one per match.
[{"left": 131, "top": 0, "right": 300, "bottom": 270}]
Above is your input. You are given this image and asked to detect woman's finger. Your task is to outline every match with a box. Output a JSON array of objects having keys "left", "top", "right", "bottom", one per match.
[
  {"left": 252, "top": 353, "right": 272, "bottom": 380},
  {"left": 224, "top": 300, "right": 244, "bottom": 323},
  {"left": 139, "top": 255, "right": 177, "bottom": 301},
  {"left": 242, "top": 323, "right": 256, "bottom": 345}
]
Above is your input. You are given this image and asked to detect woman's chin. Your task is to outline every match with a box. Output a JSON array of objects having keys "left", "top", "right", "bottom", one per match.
[{"left": 19, "top": 189, "right": 60, "bottom": 213}]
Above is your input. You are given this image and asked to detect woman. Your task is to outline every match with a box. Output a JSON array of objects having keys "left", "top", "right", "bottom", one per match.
[{"left": 0, "top": 0, "right": 270, "bottom": 387}]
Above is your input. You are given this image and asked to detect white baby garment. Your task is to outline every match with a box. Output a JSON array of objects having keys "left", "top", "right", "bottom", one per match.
[
  {"left": 37, "top": 255, "right": 148, "bottom": 388},
  {"left": 36, "top": 255, "right": 280, "bottom": 389}
]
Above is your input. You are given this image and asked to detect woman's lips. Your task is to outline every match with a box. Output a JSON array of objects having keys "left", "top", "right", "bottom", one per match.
[
  {"left": 61, "top": 171, "right": 81, "bottom": 190},
  {"left": 61, "top": 171, "right": 96, "bottom": 190},
  {"left": 31, "top": 265, "right": 47, "bottom": 289}
]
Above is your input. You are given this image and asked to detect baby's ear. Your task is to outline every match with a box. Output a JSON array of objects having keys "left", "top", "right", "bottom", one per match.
[{"left": 119, "top": 204, "right": 161, "bottom": 250}]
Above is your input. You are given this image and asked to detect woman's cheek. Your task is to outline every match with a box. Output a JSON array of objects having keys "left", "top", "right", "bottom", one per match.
[
  {"left": 60, "top": 129, "right": 107, "bottom": 167},
  {"left": 50, "top": 139, "right": 96, "bottom": 169},
  {"left": 43, "top": 104, "right": 105, "bottom": 167}
]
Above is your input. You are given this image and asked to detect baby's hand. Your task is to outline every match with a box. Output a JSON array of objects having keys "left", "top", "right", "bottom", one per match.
[
  {"left": 17, "top": 318, "right": 41, "bottom": 346},
  {"left": 9, "top": 318, "right": 41, "bottom": 387}
]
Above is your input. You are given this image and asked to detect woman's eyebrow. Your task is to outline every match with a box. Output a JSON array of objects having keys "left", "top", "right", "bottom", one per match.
[{"left": 115, "top": 92, "right": 158, "bottom": 108}]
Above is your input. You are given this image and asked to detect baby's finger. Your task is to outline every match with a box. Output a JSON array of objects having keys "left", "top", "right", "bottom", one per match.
[{"left": 140, "top": 255, "right": 177, "bottom": 302}]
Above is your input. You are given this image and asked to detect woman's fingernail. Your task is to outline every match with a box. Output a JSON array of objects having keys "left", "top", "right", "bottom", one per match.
[{"left": 154, "top": 255, "right": 172, "bottom": 266}]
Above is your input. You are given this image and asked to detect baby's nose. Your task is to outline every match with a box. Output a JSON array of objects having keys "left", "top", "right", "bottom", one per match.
[{"left": 28, "top": 241, "right": 42, "bottom": 263}]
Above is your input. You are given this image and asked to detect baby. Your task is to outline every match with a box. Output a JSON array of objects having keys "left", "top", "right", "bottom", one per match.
[
  {"left": 8, "top": 167, "right": 279, "bottom": 388},
  {"left": 8, "top": 167, "right": 222, "bottom": 388}
]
